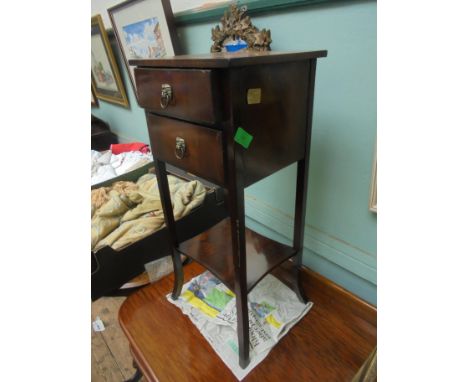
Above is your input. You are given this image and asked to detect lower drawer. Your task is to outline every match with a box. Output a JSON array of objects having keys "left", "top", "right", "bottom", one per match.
[{"left": 147, "top": 113, "right": 225, "bottom": 186}]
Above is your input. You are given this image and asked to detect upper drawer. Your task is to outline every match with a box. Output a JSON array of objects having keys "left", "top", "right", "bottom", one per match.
[
  {"left": 147, "top": 113, "right": 225, "bottom": 186},
  {"left": 135, "top": 68, "right": 218, "bottom": 125}
]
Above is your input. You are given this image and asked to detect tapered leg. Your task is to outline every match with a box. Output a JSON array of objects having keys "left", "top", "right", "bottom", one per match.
[
  {"left": 170, "top": 249, "right": 184, "bottom": 300},
  {"left": 227, "top": 151, "right": 250, "bottom": 368},
  {"left": 292, "top": 159, "right": 309, "bottom": 303},
  {"left": 235, "top": 279, "right": 250, "bottom": 369},
  {"left": 292, "top": 60, "right": 317, "bottom": 304},
  {"left": 230, "top": 207, "right": 250, "bottom": 369},
  {"left": 292, "top": 258, "right": 307, "bottom": 303},
  {"left": 153, "top": 159, "right": 183, "bottom": 299}
]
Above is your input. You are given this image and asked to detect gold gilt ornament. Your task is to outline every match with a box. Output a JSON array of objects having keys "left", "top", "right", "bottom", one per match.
[{"left": 211, "top": 4, "right": 272, "bottom": 53}]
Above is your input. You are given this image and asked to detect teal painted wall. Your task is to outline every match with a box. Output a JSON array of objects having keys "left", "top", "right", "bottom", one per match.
[{"left": 92, "top": 0, "right": 377, "bottom": 304}]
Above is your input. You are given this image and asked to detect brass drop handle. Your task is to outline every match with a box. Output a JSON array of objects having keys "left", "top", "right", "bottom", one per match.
[
  {"left": 160, "top": 83, "right": 172, "bottom": 108},
  {"left": 175, "top": 137, "right": 186, "bottom": 159}
]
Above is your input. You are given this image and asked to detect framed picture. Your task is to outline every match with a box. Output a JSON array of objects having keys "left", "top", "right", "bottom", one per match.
[
  {"left": 108, "top": 0, "right": 181, "bottom": 99},
  {"left": 91, "top": 83, "right": 99, "bottom": 107},
  {"left": 369, "top": 150, "right": 377, "bottom": 213},
  {"left": 91, "top": 14, "right": 129, "bottom": 107}
]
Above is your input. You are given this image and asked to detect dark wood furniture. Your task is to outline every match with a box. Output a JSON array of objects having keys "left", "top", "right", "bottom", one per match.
[
  {"left": 91, "top": 115, "right": 118, "bottom": 151},
  {"left": 119, "top": 261, "right": 377, "bottom": 381},
  {"left": 132, "top": 50, "right": 327, "bottom": 368}
]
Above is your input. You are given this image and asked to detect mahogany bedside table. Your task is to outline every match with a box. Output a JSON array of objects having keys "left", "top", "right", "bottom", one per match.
[{"left": 130, "top": 50, "right": 327, "bottom": 368}]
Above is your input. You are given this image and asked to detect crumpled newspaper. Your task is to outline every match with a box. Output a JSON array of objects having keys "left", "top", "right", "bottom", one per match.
[{"left": 168, "top": 271, "right": 313, "bottom": 380}]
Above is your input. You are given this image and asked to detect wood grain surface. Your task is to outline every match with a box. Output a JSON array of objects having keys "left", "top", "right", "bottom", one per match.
[
  {"left": 92, "top": 297, "right": 141, "bottom": 381},
  {"left": 135, "top": 68, "right": 219, "bottom": 124},
  {"left": 119, "top": 262, "right": 377, "bottom": 382},
  {"left": 229, "top": 60, "right": 310, "bottom": 187},
  {"left": 130, "top": 50, "right": 328, "bottom": 68},
  {"left": 147, "top": 113, "right": 225, "bottom": 186}
]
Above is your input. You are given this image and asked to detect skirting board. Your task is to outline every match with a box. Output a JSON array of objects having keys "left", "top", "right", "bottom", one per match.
[
  {"left": 300, "top": 261, "right": 377, "bottom": 326},
  {"left": 113, "top": 132, "right": 138, "bottom": 144}
]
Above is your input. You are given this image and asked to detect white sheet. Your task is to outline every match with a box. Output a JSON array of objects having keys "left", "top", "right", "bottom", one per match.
[{"left": 91, "top": 150, "right": 152, "bottom": 185}]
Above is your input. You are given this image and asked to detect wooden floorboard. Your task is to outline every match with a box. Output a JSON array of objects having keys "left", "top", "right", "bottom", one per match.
[
  {"left": 91, "top": 351, "right": 106, "bottom": 382},
  {"left": 92, "top": 296, "right": 147, "bottom": 382},
  {"left": 91, "top": 326, "right": 125, "bottom": 381}
]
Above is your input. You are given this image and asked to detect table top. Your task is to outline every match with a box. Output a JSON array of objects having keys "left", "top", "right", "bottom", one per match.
[
  {"left": 129, "top": 50, "right": 327, "bottom": 68},
  {"left": 119, "top": 262, "right": 376, "bottom": 382}
]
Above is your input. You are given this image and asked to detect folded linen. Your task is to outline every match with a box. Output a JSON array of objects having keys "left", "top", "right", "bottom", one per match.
[
  {"left": 91, "top": 174, "right": 206, "bottom": 252},
  {"left": 91, "top": 149, "right": 153, "bottom": 186}
]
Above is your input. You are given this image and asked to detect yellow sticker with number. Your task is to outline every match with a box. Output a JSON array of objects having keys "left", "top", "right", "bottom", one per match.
[{"left": 247, "top": 88, "right": 262, "bottom": 104}]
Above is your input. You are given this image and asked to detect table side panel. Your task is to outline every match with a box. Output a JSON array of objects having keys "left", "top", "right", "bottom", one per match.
[{"left": 231, "top": 60, "right": 311, "bottom": 187}]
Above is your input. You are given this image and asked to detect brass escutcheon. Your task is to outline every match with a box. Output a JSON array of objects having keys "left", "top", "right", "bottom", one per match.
[
  {"left": 160, "top": 84, "right": 172, "bottom": 108},
  {"left": 175, "top": 137, "right": 186, "bottom": 159}
]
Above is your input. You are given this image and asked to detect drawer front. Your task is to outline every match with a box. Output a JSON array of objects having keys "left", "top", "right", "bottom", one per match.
[
  {"left": 135, "top": 68, "right": 218, "bottom": 125},
  {"left": 147, "top": 114, "right": 225, "bottom": 186}
]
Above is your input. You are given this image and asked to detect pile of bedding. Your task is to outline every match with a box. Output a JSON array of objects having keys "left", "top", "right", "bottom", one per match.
[
  {"left": 91, "top": 173, "right": 206, "bottom": 252},
  {"left": 91, "top": 149, "right": 153, "bottom": 186}
]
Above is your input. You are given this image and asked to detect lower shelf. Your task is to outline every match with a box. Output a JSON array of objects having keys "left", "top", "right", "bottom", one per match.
[{"left": 177, "top": 218, "right": 297, "bottom": 292}]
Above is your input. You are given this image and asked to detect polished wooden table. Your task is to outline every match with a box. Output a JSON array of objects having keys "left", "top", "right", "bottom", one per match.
[{"left": 119, "top": 262, "right": 377, "bottom": 382}]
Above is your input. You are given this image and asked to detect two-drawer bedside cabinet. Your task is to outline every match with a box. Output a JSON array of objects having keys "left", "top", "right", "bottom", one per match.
[{"left": 130, "top": 50, "right": 327, "bottom": 369}]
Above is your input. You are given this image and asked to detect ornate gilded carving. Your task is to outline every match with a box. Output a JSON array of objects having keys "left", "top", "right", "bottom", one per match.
[{"left": 211, "top": 4, "right": 272, "bottom": 53}]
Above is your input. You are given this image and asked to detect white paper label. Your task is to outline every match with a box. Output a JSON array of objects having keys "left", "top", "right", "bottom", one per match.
[{"left": 92, "top": 317, "right": 105, "bottom": 332}]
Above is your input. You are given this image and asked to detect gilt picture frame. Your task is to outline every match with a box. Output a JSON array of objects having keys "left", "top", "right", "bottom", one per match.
[
  {"left": 91, "top": 83, "right": 99, "bottom": 107},
  {"left": 108, "top": 0, "right": 181, "bottom": 100},
  {"left": 369, "top": 149, "right": 377, "bottom": 213},
  {"left": 91, "top": 14, "right": 129, "bottom": 108},
  {"left": 210, "top": 4, "right": 272, "bottom": 53}
]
